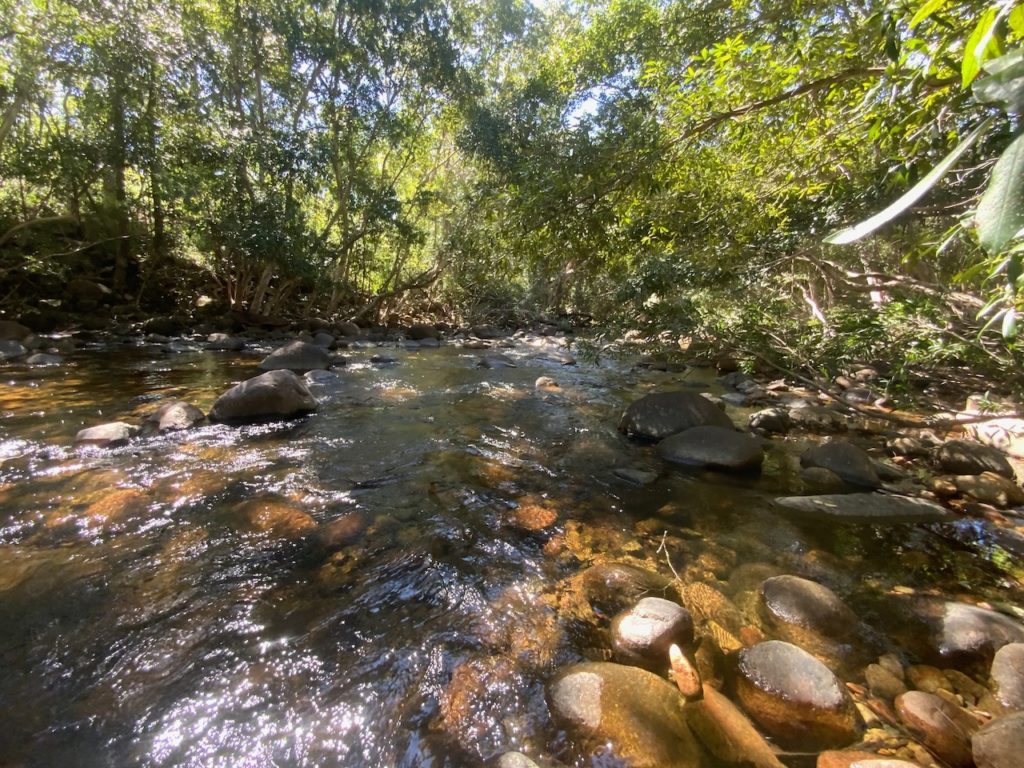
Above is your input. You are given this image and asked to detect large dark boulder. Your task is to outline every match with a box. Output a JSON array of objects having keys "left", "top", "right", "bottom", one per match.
[
  {"left": 936, "top": 439, "right": 1015, "bottom": 478},
  {"left": 658, "top": 426, "right": 763, "bottom": 471},
  {"left": 619, "top": 391, "right": 733, "bottom": 441},
  {"left": 258, "top": 340, "right": 331, "bottom": 373},
  {"left": 209, "top": 370, "right": 317, "bottom": 422},
  {"left": 800, "top": 441, "right": 881, "bottom": 488}
]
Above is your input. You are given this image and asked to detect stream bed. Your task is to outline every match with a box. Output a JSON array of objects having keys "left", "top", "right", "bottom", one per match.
[{"left": 1, "top": 335, "right": 1022, "bottom": 767}]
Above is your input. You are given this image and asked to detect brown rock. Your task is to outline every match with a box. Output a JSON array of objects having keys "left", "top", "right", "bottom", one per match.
[
  {"left": 953, "top": 472, "right": 1024, "bottom": 507},
  {"left": 83, "top": 488, "right": 149, "bottom": 525},
  {"left": 233, "top": 497, "right": 317, "bottom": 539},
  {"left": 687, "top": 684, "right": 785, "bottom": 768},
  {"left": 74, "top": 421, "right": 138, "bottom": 448},
  {"left": 865, "top": 663, "right": 907, "bottom": 700},
  {"left": 611, "top": 597, "right": 694, "bottom": 671},
  {"left": 510, "top": 504, "right": 558, "bottom": 532},
  {"left": 906, "top": 664, "right": 950, "bottom": 694},
  {"left": 734, "top": 640, "right": 863, "bottom": 750},
  {"left": 580, "top": 562, "right": 676, "bottom": 617},
  {"left": 758, "top": 575, "right": 857, "bottom": 645},
  {"left": 973, "top": 710, "right": 1024, "bottom": 768},
  {"left": 991, "top": 643, "right": 1024, "bottom": 711},
  {"left": 895, "top": 690, "right": 978, "bottom": 768},
  {"left": 619, "top": 390, "right": 734, "bottom": 441}
]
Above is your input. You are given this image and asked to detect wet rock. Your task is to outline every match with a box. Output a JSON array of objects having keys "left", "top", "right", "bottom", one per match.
[
  {"left": 865, "top": 663, "right": 908, "bottom": 700},
  {"left": 657, "top": 426, "right": 764, "bottom": 472},
  {"left": 545, "top": 661, "right": 705, "bottom": 767},
  {"left": 25, "top": 352, "right": 62, "bottom": 366},
  {"left": 509, "top": 504, "right": 558, "bottom": 532},
  {"left": 142, "top": 315, "right": 186, "bottom": 336},
  {"left": 906, "top": 665, "right": 951, "bottom": 694},
  {"left": 749, "top": 407, "right": 791, "bottom": 434},
  {"left": 258, "top": 340, "right": 331, "bottom": 373},
  {"left": 800, "top": 467, "right": 850, "bottom": 493},
  {"left": 233, "top": 497, "right": 317, "bottom": 538},
  {"left": 0, "top": 319, "right": 32, "bottom": 340},
  {"left": 486, "top": 753, "right": 543, "bottom": 768},
  {"left": 992, "top": 643, "right": 1024, "bottom": 711},
  {"left": 406, "top": 323, "right": 438, "bottom": 341},
  {"left": 801, "top": 442, "right": 881, "bottom": 489},
  {"left": 83, "top": 488, "right": 149, "bottom": 525},
  {"left": 209, "top": 369, "right": 318, "bottom": 423},
  {"left": 312, "top": 331, "right": 335, "bottom": 349},
  {"left": 895, "top": 690, "right": 978, "bottom": 768},
  {"left": 619, "top": 391, "right": 734, "bottom": 441},
  {"left": 315, "top": 512, "right": 368, "bottom": 551},
  {"left": 966, "top": 418, "right": 1024, "bottom": 459},
  {"left": 953, "top": 472, "right": 1024, "bottom": 507},
  {"left": 929, "top": 602, "right": 1024, "bottom": 669},
  {"left": 936, "top": 439, "right": 1015, "bottom": 478},
  {"left": 418, "top": 337, "right": 440, "bottom": 348},
  {"left": 611, "top": 597, "right": 694, "bottom": 671},
  {"left": 758, "top": 575, "right": 857, "bottom": 647},
  {"left": 205, "top": 333, "right": 246, "bottom": 351},
  {"left": 304, "top": 369, "right": 343, "bottom": 387},
  {"left": 580, "top": 562, "right": 676, "bottom": 617},
  {"left": 370, "top": 354, "right": 397, "bottom": 365},
  {"left": 74, "top": 421, "right": 139, "bottom": 448},
  {"left": 733, "top": 640, "right": 863, "bottom": 750},
  {"left": 774, "top": 493, "right": 951, "bottom": 523},
  {"left": 816, "top": 752, "right": 921, "bottom": 768},
  {"left": 477, "top": 352, "right": 517, "bottom": 369},
  {"left": 0, "top": 339, "right": 27, "bottom": 360},
  {"left": 788, "top": 405, "right": 847, "bottom": 433},
  {"left": 612, "top": 467, "right": 659, "bottom": 486},
  {"left": 888, "top": 435, "right": 940, "bottom": 458},
  {"left": 337, "top": 321, "right": 361, "bottom": 337},
  {"left": 686, "top": 684, "right": 785, "bottom": 768},
  {"left": 535, "top": 376, "right": 559, "bottom": 391},
  {"left": 472, "top": 324, "right": 505, "bottom": 339},
  {"left": 973, "top": 710, "right": 1024, "bottom": 768},
  {"left": 141, "top": 400, "right": 206, "bottom": 434},
  {"left": 531, "top": 348, "right": 576, "bottom": 365}
]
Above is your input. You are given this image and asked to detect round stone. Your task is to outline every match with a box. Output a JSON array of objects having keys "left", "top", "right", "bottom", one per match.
[
  {"left": 758, "top": 575, "right": 857, "bottom": 642},
  {"left": 991, "top": 643, "right": 1024, "bottom": 711},
  {"left": 895, "top": 690, "right": 978, "bottom": 768},
  {"left": 611, "top": 597, "right": 694, "bottom": 671},
  {"left": 580, "top": 562, "right": 675, "bottom": 617},
  {"left": 657, "top": 426, "right": 764, "bottom": 471},
  {"left": 619, "top": 391, "right": 734, "bottom": 441},
  {"left": 734, "top": 640, "right": 862, "bottom": 750},
  {"left": 800, "top": 442, "right": 880, "bottom": 488},
  {"left": 973, "top": 711, "right": 1024, "bottom": 768}
]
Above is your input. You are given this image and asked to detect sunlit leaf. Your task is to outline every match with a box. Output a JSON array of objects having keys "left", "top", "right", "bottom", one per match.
[
  {"left": 976, "top": 130, "right": 1024, "bottom": 254},
  {"left": 825, "top": 118, "right": 993, "bottom": 245},
  {"left": 973, "top": 49, "right": 1024, "bottom": 113},
  {"left": 963, "top": 6, "right": 1005, "bottom": 88},
  {"left": 1002, "top": 307, "right": 1018, "bottom": 338},
  {"left": 910, "top": 0, "right": 950, "bottom": 28}
]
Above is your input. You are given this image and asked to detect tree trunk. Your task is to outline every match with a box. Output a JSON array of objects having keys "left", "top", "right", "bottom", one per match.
[{"left": 109, "top": 73, "right": 132, "bottom": 294}]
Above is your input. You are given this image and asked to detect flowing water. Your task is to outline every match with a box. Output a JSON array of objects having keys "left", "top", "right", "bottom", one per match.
[{"left": 0, "top": 337, "right": 1022, "bottom": 767}]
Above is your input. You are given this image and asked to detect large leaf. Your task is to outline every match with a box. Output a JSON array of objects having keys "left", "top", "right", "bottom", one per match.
[
  {"left": 973, "top": 49, "right": 1024, "bottom": 114},
  {"left": 976, "top": 130, "right": 1024, "bottom": 254},
  {"left": 825, "top": 118, "right": 993, "bottom": 245},
  {"left": 910, "top": 0, "right": 950, "bottom": 28},
  {"left": 963, "top": 6, "right": 1005, "bottom": 88}
]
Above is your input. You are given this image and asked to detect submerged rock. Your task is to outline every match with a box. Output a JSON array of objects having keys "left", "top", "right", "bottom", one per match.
[
  {"left": 733, "top": 640, "right": 862, "bottom": 750},
  {"left": 973, "top": 710, "right": 1024, "bottom": 768},
  {"left": 74, "top": 421, "right": 139, "bottom": 448},
  {"left": 580, "top": 562, "right": 676, "bottom": 617},
  {"left": 800, "top": 442, "right": 881, "bottom": 489},
  {"left": 25, "top": 352, "right": 62, "bottom": 366},
  {"left": 685, "top": 684, "right": 785, "bottom": 768},
  {"left": 611, "top": 597, "right": 694, "bottom": 671},
  {"left": 205, "top": 333, "right": 246, "bottom": 351},
  {"left": 657, "top": 426, "right": 764, "bottom": 472},
  {"left": 546, "top": 661, "right": 705, "bottom": 767},
  {"left": 619, "top": 391, "right": 734, "bottom": 441},
  {"left": 773, "top": 493, "right": 951, "bottom": 523},
  {"left": 258, "top": 340, "right": 330, "bottom": 373},
  {"left": 757, "top": 575, "right": 857, "bottom": 648},
  {"left": 209, "top": 369, "right": 317, "bottom": 423},
  {"left": 928, "top": 602, "right": 1024, "bottom": 669},
  {"left": 895, "top": 690, "right": 978, "bottom": 768},
  {"left": 232, "top": 497, "right": 317, "bottom": 539}
]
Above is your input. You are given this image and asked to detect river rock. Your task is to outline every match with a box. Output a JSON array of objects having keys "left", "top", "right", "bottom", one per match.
[
  {"left": 657, "top": 426, "right": 764, "bottom": 471},
  {"left": 789, "top": 405, "right": 847, "bottom": 433},
  {"left": 733, "top": 640, "right": 862, "bottom": 750},
  {"left": 865, "top": 663, "right": 907, "bottom": 700},
  {"left": 929, "top": 602, "right": 1024, "bottom": 669},
  {"left": 233, "top": 497, "right": 317, "bottom": 538},
  {"left": 313, "top": 331, "right": 335, "bottom": 349},
  {"left": 801, "top": 442, "right": 881, "bottom": 488},
  {"left": 25, "top": 352, "right": 62, "bottom": 366},
  {"left": 686, "top": 684, "right": 786, "bottom": 768},
  {"left": 0, "top": 339, "right": 27, "bottom": 360},
  {"left": 888, "top": 435, "right": 940, "bottom": 458},
  {"left": 611, "top": 597, "right": 694, "bottom": 671},
  {"left": 580, "top": 562, "right": 676, "bottom": 617},
  {"left": 205, "top": 333, "right": 246, "bottom": 351},
  {"left": 418, "top": 337, "right": 440, "bottom": 348},
  {"left": 749, "top": 407, "right": 791, "bottom": 434},
  {"left": 208, "top": 369, "right": 317, "bottom": 422},
  {"left": 486, "top": 753, "right": 542, "bottom": 768},
  {"left": 141, "top": 400, "right": 206, "bottom": 434},
  {"left": 619, "top": 391, "right": 734, "bottom": 441},
  {"left": 258, "top": 340, "right": 330, "bottom": 372},
  {"left": 991, "top": 643, "right": 1024, "bottom": 711},
  {"left": 477, "top": 352, "right": 517, "bottom": 369},
  {"left": 74, "top": 422, "right": 139, "bottom": 448},
  {"left": 953, "top": 472, "right": 1024, "bottom": 507},
  {"left": 966, "top": 418, "right": 1024, "bottom": 459},
  {"left": 817, "top": 753, "right": 921, "bottom": 768},
  {"left": 0, "top": 319, "right": 31, "bottom": 341},
  {"left": 773, "top": 493, "right": 951, "bottom": 523},
  {"left": 973, "top": 711, "right": 1024, "bottom": 768},
  {"left": 408, "top": 323, "right": 440, "bottom": 340},
  {"left": 758, "top": 575, "right": 857, "bottom": 647},
  {"left": 936, "top": 439, "right": 1015, "bottom": 478},
  {"left": 895, "top": 690, "right": 978, "bottom": 768},
  {"left": 545, "top": 661, "right": 705, "bottom": 767}
]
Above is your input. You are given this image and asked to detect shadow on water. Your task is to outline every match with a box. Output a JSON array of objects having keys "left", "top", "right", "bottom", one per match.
[{"left": 0, "top": 342, "right": 1022, "bottom": 766}]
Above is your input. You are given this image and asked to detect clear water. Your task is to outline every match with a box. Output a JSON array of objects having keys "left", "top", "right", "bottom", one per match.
[{"left": 0, "top": 338, "right": 1020, "bottom": 767}]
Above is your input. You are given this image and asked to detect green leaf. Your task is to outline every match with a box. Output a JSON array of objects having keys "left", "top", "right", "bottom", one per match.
[
  {"left": 1010, "top": 5, "right": 1024, "bottom": 36},
  {"left": 1003, "top": 307, "right": 1018, "bottom": 338},
  {"left": 825, "top": 118, "right": 994, "bottom": 245},
  {"left": 910, "top": 0, "right": 950, "bottom": 29},
  {"left": 964, "top": 6, "right": 1005, "bottom": 88},
  {"left": 973, "top": 49, "right": 1024, "bottom": 113},
  {"left": 976, "top": 131, "right": 1024, "bottom": 254}
]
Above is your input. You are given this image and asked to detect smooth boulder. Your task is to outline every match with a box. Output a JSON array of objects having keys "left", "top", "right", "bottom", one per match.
[
  {"left": 619, "top": 391, "right": 734, "bottom": 441},
  {"left": 773, "top": 493, "right": 951, "bottom": 523},
  {"left": 800, "top": 442, "right": 881, "bottom": 489},
  {"left": 209, "top": 370, "right": 317, "bottom": 423},
  {"left": 611, "top": 597, "right": 694, "bottom": 671},
  {"left": 973, "top": 711, "right": 1024, "bottom": 768},
  {"left": 733, "top": 640, "right": 862, "bottom": 750},
  {"left": 258, "top": 340, "right": 330, "bottom": 373},
  {"left": 931, "top": 602, "right": 1024, "bottom": 669},
  {"left": 758, "top": 575, "right": 857, "bottom": 647},
  {"left": 936, "top": 439, "right": 1015, "bottom": 478},
  {"left": 546, "top": 661, "right": 705, "bottom": 767},
  {"left": 141, "top": 400, "right": 206, "bottom": 434},
  {"left": 580, "top": 562, "right": 676, "bottom": 617},
  {"left": 657, "top": 426, "right": 764, "bottom": 472},
  {"left": 0, "top": 340, "right": 27, "bottom": 360},
  {"left": 74, "top": 422, "right": 139, "bottom": 448},
  {"left": 895, "top": 691, "right": 978, "bottom": 768},
  {"left": 991, "top": 643, "right": 1024, "bottom": 711}
]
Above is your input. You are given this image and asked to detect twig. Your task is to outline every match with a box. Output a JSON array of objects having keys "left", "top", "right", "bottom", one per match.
[{"left": 657, "top": 531, "right": 682, "bottom": 582}]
